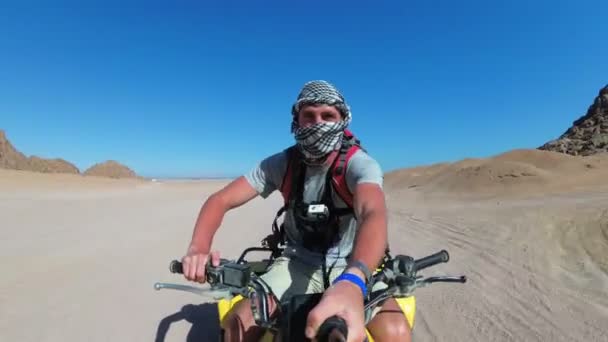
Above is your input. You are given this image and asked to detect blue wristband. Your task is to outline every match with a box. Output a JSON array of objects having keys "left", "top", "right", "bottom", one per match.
[{"left": 332, "top": 273, "right": 367, "bottom": 297}]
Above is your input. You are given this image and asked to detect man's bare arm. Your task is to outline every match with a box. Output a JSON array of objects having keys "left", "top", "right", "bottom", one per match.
[
  {"left": 188, "top": 176, "right": 260, "bottom": 253},
  {"left": 346, "top": 182, "right": 388, "bottom": 282},
  {"left": 182, "top": 176, "right": 259, "bottom": 282}
]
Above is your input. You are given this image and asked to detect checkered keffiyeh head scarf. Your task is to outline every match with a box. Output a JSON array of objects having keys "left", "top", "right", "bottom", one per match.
[{"left": 291, "top": 80, "right": 352, "bottom": 160}]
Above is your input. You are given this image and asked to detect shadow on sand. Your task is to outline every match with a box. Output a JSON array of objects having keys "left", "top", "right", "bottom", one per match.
[{"left": 155, "top": 303, "right": 221, "bottom": 342}]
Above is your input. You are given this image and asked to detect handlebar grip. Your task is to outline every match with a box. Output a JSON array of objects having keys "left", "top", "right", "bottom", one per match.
[
  {"left": 316, "top": 315, "right": 348, "bottom": 342},
  {"left": 414, "top": 249, "right": 449, "bottom": 272},
  {"left": 168, "top": 259, "right": 224, "bottom": 286},
  {"left": 169, "top": 260, "right": 183, "bottom": 274}
]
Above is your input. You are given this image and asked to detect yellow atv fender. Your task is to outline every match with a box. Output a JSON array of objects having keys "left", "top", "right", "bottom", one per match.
[{"left": 217, "top": 295, "right": 416, "bottom": 342}]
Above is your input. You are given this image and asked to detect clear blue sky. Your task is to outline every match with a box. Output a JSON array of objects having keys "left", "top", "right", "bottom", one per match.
[{"left": 2, "top": 1, "right": 607, "bottom": 178}]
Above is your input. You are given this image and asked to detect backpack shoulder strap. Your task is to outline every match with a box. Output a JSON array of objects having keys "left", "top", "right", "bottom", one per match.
[
  {"left": 264, "top": 146, "right": 301, "bottom": 256},
  {"left": 279, "top": 146, "right": 298, "bottom": 205},
  {"left": 331, "top": 129, "right": 363, "bottom": 208}
]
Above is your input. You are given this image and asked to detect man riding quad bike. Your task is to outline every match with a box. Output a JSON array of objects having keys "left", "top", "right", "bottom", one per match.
[{"left": 181, "top": 80, "right": 411, "bottom": 342}]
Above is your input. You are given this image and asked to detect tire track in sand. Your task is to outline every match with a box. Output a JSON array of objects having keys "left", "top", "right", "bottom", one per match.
[{"left": 387, "top": 201, "right": 607, "bottom": 341}]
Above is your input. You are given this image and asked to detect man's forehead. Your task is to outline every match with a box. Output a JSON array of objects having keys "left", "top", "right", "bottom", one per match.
[{"left": 298, "top": 103, "right": 341, "bottom": 113}]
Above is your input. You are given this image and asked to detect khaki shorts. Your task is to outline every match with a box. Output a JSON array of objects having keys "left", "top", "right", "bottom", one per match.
[{"left": 259, "top": 255, "right": 387, "bottom": 303}]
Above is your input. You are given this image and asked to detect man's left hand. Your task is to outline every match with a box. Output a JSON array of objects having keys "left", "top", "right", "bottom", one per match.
[{"left": 305, "top": 276, "right": 366, "bottom": 342}]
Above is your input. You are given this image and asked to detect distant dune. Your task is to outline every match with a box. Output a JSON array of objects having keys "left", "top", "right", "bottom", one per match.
[{"left": 384, "top": 148, "right": 608, "bottom": 196}]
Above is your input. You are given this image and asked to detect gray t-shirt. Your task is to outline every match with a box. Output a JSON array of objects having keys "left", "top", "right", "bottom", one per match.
[{"left": 244, "top": 147, "right": 383, "bottom": 268}]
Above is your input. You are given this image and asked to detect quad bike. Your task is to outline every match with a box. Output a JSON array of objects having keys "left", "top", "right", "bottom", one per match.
[{"left": 154, "top": 244, "right": 466, "bottom": 342}]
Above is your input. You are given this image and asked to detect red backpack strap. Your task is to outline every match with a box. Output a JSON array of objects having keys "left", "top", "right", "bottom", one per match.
[
  {"left": 331, "top": 130, "right": 363, "bottom": 208},
  {"left": 331, "top": 145, "right": 360, "bottom": 208},
  {"left": 343, "top": 129, "right": 364, "bottom": 150},
  {"left": 279, "top": 146, "right": 297, "bottom": 205},
  {"left": 343, "top": 128, "right": 354, "bottom": 139}
]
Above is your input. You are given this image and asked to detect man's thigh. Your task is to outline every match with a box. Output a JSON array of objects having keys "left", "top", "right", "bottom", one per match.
[{"left": 259, "top": 256, "right": 318, "bottom": 302}]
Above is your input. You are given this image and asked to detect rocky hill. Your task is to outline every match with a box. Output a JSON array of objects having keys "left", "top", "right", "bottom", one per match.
[
  {"left": 27, "top": 156, "right": 80, "bottom": 174},
  {"left": 539, "top": 84, "right": 608, "bottom": 155},
  {"left": 83, "top": 160, "right": 138, "bottom": 179},
  {"left": 0, "top": 129, "right": 139, "bottom": 178},
  {"left": 0, "top": 130, "right": 30, "bottom": 170}
]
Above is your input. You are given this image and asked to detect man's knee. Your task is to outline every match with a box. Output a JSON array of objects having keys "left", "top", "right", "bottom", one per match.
[
  {"left": 222, "top": 299, "right": 249, "bottom": 327},
  {"left": 366, "top": 299, "right": 411, "bottom": 342},
  {"left": 222, "top": 296, "right": 279, "bottom": 342},
  {"left": 369, "top": 318, "right": 410, "bottom": 341},
  {"left": 378, "top": 317, "right": 410, "bottom": 338},
  {"left": 222, "top": 299, "right": 263, "bottom": 342}
]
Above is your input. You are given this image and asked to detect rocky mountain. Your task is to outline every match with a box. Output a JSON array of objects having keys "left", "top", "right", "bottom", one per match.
[
  {"left": 83, "top": 160, "right": 139, "bottom": 179},
  {"left": 27, "top": 156, "right": 80, "bottom": 174},
  {"left": 539, "top": 84, "right": 608, "bottom": 156},
  {"left": 0, "top": 130, "right": 30, "bottom": 170},
  {"left": 0, "top": 129, "right": 139, "bottom": 178}
]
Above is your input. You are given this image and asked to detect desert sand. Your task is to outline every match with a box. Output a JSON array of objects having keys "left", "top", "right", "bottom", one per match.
[{"left": 1, "top": 149, "right": 608, "bottom": 342}]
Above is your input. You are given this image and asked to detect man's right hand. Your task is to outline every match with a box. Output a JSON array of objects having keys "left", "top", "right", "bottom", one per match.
[{"left": 181, "top": 247, "right": 221, "bottom": 283}]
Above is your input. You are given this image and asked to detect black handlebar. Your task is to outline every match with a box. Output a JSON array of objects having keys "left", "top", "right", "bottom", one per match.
[
  {"left": 316, "top": 315, "right": 348, "bottom": 342},
  {"left": 170, "top": 249, "right": 454, "bottom": 286},
  {"left": 414, "top": 249, "right": 449, "bottom": 272},
  {"left": 169, "top": 260, "right": 183, "bottom": 274},
  {"left": 165, "top": 249, "right": 463, "bottom": 342}
]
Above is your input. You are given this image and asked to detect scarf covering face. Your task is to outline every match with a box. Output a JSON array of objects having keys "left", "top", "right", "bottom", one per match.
[
  {"left": 291, "top": 80, "right": 352, "bottom": 160},
  {"left": 293, "top": 121, "right": 349, "bottom": 160}
]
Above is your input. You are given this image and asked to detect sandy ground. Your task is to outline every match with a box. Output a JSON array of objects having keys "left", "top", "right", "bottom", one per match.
[{"left": 1, "top": 165, "right": 607, "bottom": 342}]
